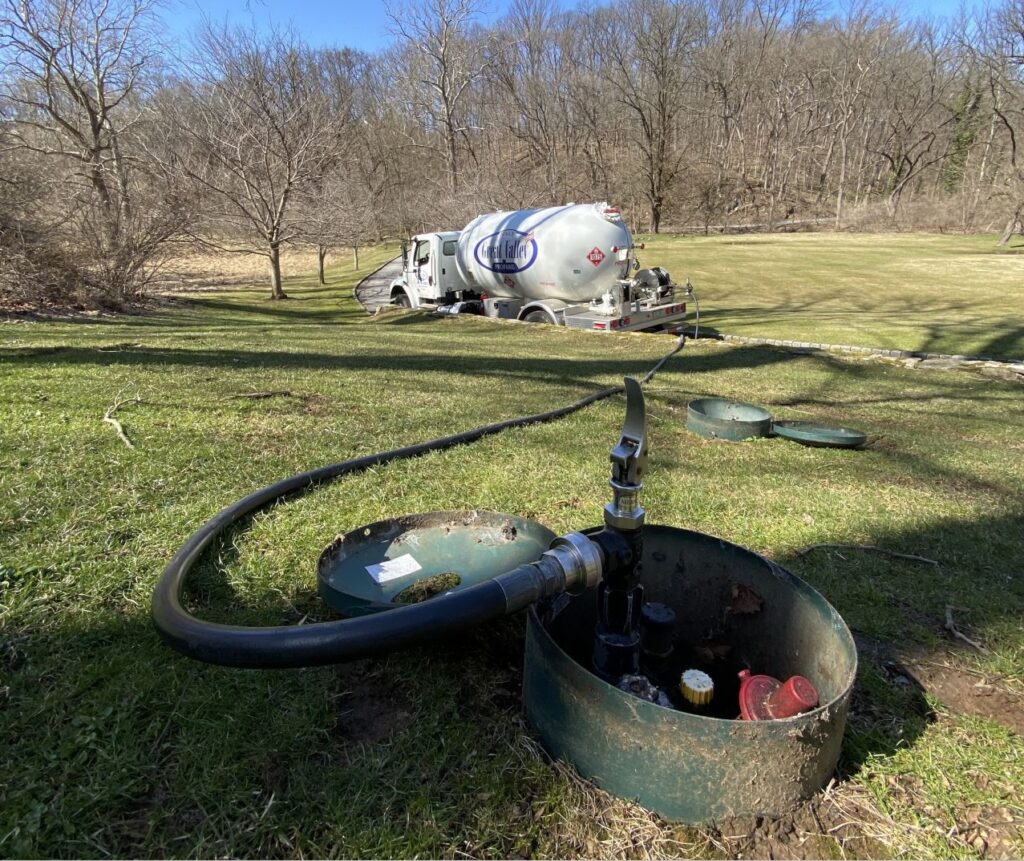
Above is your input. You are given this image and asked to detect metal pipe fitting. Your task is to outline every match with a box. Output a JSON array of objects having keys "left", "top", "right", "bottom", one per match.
[
  {"left": 494, "top": 532, "right": 603, "bottom": 613},
  {"left": 545, "top": 533, "right": 603, "bottom": 595},
  {"left": 604, "top": 481, "right": 645, "bottom": 533}
]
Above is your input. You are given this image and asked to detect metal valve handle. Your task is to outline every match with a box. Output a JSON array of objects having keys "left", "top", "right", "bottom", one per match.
[{"left": 605, "top": 376, "right": 647, "bottom": 533}]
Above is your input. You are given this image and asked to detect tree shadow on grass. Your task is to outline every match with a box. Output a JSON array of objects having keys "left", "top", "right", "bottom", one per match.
[
  {"left": 0, "top": 341, "right": 806, "bottom": 391},
  {"left": 697, "top": 291, "right": 1024, "bottom": 360}
]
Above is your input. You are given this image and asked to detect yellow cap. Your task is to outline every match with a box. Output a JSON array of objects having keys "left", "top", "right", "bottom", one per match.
[{"left": 680, "top": 669, "right": 715, "bottom": 707}]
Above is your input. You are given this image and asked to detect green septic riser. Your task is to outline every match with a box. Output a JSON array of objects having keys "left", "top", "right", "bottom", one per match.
[
  {"left": 523, "top": 524, "right": 857, "bottom": 823},
  {"left": 687, "top": 397, "right": 773, "bottom": 441}
]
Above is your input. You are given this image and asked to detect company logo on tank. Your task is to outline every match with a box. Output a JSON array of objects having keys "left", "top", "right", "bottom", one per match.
[{"left": 474, "top": 229, "right": 538, "bottom": 273}]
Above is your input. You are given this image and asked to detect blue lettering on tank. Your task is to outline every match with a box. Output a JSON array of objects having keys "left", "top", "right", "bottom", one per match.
[{"left": 473, "top": 229, "right": 538, "bottom": 273}]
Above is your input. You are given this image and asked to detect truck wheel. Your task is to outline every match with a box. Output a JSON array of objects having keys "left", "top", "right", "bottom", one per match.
[
  {"left": 393, "top": 292, "right": 411, "bottom": 308},
  {"left": 522, "top": 310, "right": 551, "bottom": 324}
]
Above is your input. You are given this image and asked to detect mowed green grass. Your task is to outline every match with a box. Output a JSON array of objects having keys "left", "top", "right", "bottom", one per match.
[
  {"left": 1, "top": 241, "right": 1023, "bottom": 858},
  {"left": 638, "top": 232, "right": 1024, "bottom": 360}
]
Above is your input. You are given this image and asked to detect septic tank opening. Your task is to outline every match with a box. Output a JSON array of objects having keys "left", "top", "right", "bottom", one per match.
[{"left": 393, "top": 572, "right": 462, "bottom": 604}]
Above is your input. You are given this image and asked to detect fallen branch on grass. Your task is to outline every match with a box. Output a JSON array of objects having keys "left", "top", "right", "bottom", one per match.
[
  {"left": 227, "top": 390, "right": 295, "bottom": 400},
  {"left": 945, "top": 606, "right": 988, "bottom": 653},
  {"left": 102, "top": 396, "right": 141, "bottom": 449},
  {"left": 794, "top": 543, "right": 940, "bottom": 566}
]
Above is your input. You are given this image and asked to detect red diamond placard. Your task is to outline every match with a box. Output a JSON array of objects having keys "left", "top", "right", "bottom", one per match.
[{"left": 586, "top": 247, "right": 606, "bottom": 266}]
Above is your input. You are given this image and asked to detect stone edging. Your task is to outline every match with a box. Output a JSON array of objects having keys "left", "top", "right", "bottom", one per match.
[{"left": 702, "top": 332, "right": 1024, "bottom": 380}]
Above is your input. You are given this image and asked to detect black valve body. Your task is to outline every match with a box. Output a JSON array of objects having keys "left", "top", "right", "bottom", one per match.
[{"left": 591, "top": 526, "right": 645, "bottom": 680}]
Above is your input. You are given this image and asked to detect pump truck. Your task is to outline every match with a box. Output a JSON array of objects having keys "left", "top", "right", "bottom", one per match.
[{"left": 390, "top": 202, "right": 689, "bottom": 332}]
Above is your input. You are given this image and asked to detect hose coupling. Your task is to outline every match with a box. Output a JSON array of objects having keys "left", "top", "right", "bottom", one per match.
[
  {"left": 543, "top": 532, "right": 603, "bottom": 595},
  {"left": 495, "top": 532, "right": 602, "bottom": 613}
]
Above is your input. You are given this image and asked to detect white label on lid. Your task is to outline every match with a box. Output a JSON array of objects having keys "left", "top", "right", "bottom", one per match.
[{"left": 365, "top": 554, "right": 422, "bottom": 584}]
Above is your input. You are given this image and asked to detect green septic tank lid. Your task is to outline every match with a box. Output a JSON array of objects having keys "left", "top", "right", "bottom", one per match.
[
  {"left": 317, "top": 510, "right": 556, "bottom": 616},
  {"left": 772, "top": 420, "right": 867, "bottom": 449},
  {"left": 687, "top": 397, "right": 772, "bottom": 441}
]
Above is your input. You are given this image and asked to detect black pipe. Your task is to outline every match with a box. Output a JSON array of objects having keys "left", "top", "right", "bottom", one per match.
[{"left": 151, "top": 336, "right": 686, "bottom": 669}]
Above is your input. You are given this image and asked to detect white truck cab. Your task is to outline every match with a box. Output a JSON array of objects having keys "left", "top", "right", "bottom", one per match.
[{"left": 395, "top": 232, "right": 462, "bottom": 306}]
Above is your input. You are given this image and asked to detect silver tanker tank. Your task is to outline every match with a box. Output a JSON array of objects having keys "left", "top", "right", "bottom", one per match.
[{"left": 453, "top": 203, "right": 633, "bottom": 303}]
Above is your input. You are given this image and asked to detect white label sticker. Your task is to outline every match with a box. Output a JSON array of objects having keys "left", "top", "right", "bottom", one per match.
[{"left": 365, "top": 554, "right": 422, "bottom": 584}]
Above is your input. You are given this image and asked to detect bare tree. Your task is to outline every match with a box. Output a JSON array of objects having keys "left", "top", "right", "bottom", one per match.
[
  {"left": 166, "top": 25, "right": 347, "bottom": 298},
  {"left": 974, "top": 0, "right": 1024, "bottom": 243},
  {"left": 386, "top": 0, "right": 492, "bottom": 197},
  {"left": 594, "top": 0, "right": 703, "bottom": 232},
  {"left": 0, "top": 0, "right": 176, "bottom": 300},
  {"left": 487, "top": 0, "right": 587, "bottom": 203},
  {"left": 822, "top": 8, "right": 892, "bottom": 226},
  {"left": 868, "top": 22, "right": 958, "bottom": 218},
  {"left": 8, "top": 0, "right": 1024, "bottom": 307},
  {"left": 296, "top": 165, "right": 378, "bottom": 283}
]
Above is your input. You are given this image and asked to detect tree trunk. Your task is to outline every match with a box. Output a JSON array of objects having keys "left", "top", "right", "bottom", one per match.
[
  {"left": 318, "top": 245, "right": 327, "bottom": 285},
  {"left": 269, "top": 243, "right": 287, "bottom": 299},
  {"left": 444, "top": 114, "right": 459, "bottom": 195},
  {"left": 835, "top": 134, "right": 848, "bottom": 229},
  {"left": 352, "top": 245, "right": 359, "bottom": 269},
  {"left": 649, "top": 192, "right": 663, "bottom": 234},
  {"left": 999, "top": 207, "right": 1022, "bottom": 246}
]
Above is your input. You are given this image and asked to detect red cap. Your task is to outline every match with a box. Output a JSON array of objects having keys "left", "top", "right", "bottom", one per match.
[
  {"left": 738, "top": 670, "right": 819, "bottom": 720},
  {"left": 770, "top": 675, "right": 819, "bottom": 717}
]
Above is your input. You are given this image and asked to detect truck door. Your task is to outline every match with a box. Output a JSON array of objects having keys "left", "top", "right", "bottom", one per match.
[
  {"left": 439, "top": 238, "right": 461, "bottom": 294},
  {"left": 411, "top": 238, "right": 435, "bottom": 298}
]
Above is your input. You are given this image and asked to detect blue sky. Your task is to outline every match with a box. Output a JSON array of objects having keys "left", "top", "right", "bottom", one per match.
[
  {"left": 160, "top": 0, "right": 970, "bottom": 54},
  {"left": 162, "top": 0, "right": 401, "bottom": 52}
]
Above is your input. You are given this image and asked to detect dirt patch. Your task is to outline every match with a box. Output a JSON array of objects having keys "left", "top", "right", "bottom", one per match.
[
  {"left": 707, "top": 778, "right": 1022, "bottom": 859},
  {"left": 707, "top": 792, "right": 883, "bottom": 859},
  {"left": 854, "top": 629, "right": 1022, "bottom": 736},
  {"left": 895, "top": 646, "right": 1024, "bottom": 736},
  {"left": 539, "top": 750, "right": 893, "bottom": 860},
  {"left": 301, "top": 393, "right": 329, "bottom": 416},
  {"left": 331, "top": 660, "right": 412, "bottom": 748},
  {"left": 955, "top": 804, "right": 1024, "bottom": 859}
]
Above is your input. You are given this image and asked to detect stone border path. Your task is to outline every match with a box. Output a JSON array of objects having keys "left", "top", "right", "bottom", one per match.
[
  {"left": 353, "top": 256, "right": 403, "bottom": 314},
  {"left": 704, "top": 332, "right": 1024, "bottom": 381}
]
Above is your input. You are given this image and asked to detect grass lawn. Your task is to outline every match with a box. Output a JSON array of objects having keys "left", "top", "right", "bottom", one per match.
[
  {"left": 638, "top": 232, "right": 1024, "bottom": 360},
  {"left": 1, "top": 240, "right": 1023, "bottom": 858}
]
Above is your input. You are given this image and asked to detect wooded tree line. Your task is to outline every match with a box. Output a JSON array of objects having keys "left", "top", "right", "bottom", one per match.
[{"left": 2, "top": 0, "right": 1023, "bottom": 303}]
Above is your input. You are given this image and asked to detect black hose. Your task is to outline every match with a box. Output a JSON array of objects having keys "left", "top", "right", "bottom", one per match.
[{"left": 152, "top": 335, "right": 686, "bottom": 669}]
